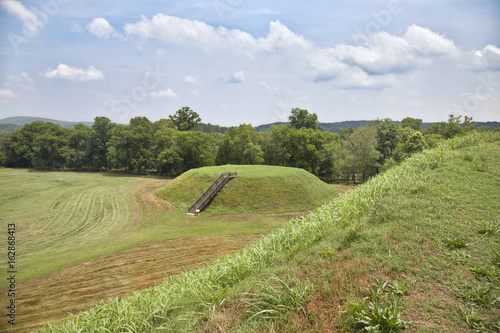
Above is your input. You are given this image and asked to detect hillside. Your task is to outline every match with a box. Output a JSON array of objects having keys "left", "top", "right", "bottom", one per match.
[
  {"left": 2, "top": 116, "right": 499, "bottom": 133},
  {"left": 42, "top": 131, "right": 499, "bottom": 332},
  {"left": 255, "top": 120, "right": 500, "bottom": 133},
  {"left": 155, "top": 165, "right": 337, "bottom": 215},
  {"left": 0, "top": 116, "right": 93, "bottom": 129}
]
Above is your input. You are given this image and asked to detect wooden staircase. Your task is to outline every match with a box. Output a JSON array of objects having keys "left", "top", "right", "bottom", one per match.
[{"left": 188, "top": 171, "right": 237, "bottom": 214}]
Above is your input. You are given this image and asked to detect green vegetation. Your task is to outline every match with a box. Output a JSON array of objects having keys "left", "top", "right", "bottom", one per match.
[
  {"left": 155, "top": 165, "right": 337, "bottom": 215},
  {"left": 0, "top": 168, "right": 293, "bottom": 287},
  {"left": 2, "top": 107, "right": 490, "bottom": 186},
  {"left": 42, "top": 131, "right": 499, "bottom": 332}
]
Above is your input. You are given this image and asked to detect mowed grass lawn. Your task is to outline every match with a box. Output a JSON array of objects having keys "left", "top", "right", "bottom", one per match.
[{"left": 0, "top": 169, "right": 290, "bottom": 288}]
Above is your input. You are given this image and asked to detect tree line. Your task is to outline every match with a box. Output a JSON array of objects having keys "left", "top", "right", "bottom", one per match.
[{"left": 0, "top": 107, "right": 489, "bottom": 182}]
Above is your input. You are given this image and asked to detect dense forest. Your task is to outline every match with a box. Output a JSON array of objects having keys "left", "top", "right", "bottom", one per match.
[{"left": 0, "top": 107, "right": 492, "bottom": 182}]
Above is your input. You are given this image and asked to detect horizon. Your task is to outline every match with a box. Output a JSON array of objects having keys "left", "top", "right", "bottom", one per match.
[
  {"left": 2, "top": 115, "right": 499, "bottom": 130},
  {"left": 1, "top": 1, "right": 499, "bottom": 126}
]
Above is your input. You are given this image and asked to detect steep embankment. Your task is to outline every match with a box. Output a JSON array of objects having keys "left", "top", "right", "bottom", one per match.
[
  {"left": 43, "top": 132, "right": 499, "bottom": 332},
  {"left": 155, "top": 165, "right": 337, "bottom": 215}
]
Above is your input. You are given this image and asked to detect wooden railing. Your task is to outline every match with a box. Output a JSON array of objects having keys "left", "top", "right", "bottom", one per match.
[{"left": 188, "top": 171, "right": 237, "bottom": 214}]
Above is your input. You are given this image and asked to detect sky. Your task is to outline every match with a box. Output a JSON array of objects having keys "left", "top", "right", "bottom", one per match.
[{"left": 0, "top": 0, "right": 499, "bottom": 127}]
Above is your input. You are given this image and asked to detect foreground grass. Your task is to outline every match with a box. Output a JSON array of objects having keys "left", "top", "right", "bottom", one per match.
[{"left": 42, "top": 131, "right": 499, "bottom": 332}]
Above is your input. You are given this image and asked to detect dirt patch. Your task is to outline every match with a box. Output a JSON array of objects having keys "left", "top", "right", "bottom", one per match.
[
  {"left": 2, "top": 234, "right": 259, "bottom": 333},
  {"left": 134, "top": 179, "right": 175, "bottom": 212}
]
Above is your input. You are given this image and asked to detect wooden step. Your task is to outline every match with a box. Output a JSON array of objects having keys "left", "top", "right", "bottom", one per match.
[{"left": 188, "top": 171, "right": 237, "bottom": 214}]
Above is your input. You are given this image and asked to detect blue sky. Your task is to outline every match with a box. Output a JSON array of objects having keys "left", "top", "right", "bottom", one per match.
[{"left": 0, "top": 0, "right": 499, "bottom": 126}]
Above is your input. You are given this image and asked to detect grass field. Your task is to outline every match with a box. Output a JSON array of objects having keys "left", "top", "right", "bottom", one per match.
[
  {"left": 38, "top": 132, "right": 500, "bottom": 332},
  {"left": 0, "top": 166, "right": 332, "bottom": 332}
]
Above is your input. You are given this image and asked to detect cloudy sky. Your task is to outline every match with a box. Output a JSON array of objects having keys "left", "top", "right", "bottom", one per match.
[{"left": 0, "top": 0, "right": 499, "bottom": 126}]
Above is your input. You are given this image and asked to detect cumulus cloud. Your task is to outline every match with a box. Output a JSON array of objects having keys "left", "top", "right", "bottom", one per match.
[
  {"left": 325, "top": 25, "right": 460, "bottom": 76},
  {"left": 40, "top": 64, "right": 104, "bottom": 81},
  {"left": 0, "top": 0, "right": 45, "bottom": 37},
  {"left": 150, "top": 89, "right": 178, "bottom": 98},
  {"left": 124, "top": 15, "right": 313, "bottom": 55},
  {"left": 113, "top": 14, "right": 500, "bottom": 90},
  {"left": 122, "top": 15, "right": 465, "bottom": 88},
  {"left": 86, "top": 18, "right": 117, "bottom": 39},
  {"left": 124, "top": 14, "right": 256, "bottom": 53},
  {"left": 469, "top": 44, "right": 500, "bottom": 71},
  {"left": 229, "top": 70, "right": 245, "bottom": 83}
]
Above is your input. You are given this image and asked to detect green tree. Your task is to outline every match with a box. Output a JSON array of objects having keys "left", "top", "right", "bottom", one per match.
[
  {"left": 67, "top": 124, "right": 93, "bottom": 170},
  {"left": 216, "top": 124, "right": 264, "bottom": 165},
  {"left": 263, "top": 124, "right": 291, "bottom": 166},
  {"left": 177, "top": 131, "right": 217, "bottom": 170},
  {"left": 286, "top": 128, "right": 324, "bottom": 175},
  {"left": 350, "top": 126, "right": 381, "bottom": 182},
  {"left": 401, "top": 117, "right": 422, "bottom": 131},
  {"left": 341, "top": 135, "right": 356, "bottom": 184},
  {"left": 153, "top": 119, "right": 181, "bottom": 175},
  {"left": 394, "top": 130, "right": 429, "bottom": 161},
  {"left": 90, "top": 117, "right": 114, "bottom": 171},
  {"left": 423, "top": 114, "right": 474, "bottom": 139},
  {"left": 371, "top": 118, "right": 401, "bottom": 164},
  {"left": 127, "top": 116, "right": 155, "bottom": 173},
  {"left": 169, "top": 106, "right": 201, "bottom": 131},
  {"left": 0, "top": 132, "right": 12, "bottom": 166},
  {"left": 10, "top": 121, "right": 70, "bottom": 169},
  {"left": 288, "top": 108, "right": 322, "bottom": 130},
  {"left": 106, "top": 124, "right": 129, "bottom": 171},
  {"left": 319, "top": 131, "right": 342, "bottom": 181}
]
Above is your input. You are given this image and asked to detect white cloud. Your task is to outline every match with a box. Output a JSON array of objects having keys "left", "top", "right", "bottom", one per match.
[
  {"left": 124, "top": 14, "right": 257, "bottom": 53},
  {"left": 5, "top": 72, "right": 35, "bottom": 90},
  {"left": 40, "top": 64, "right": 105, "bottom": 81},
  {"left": 229, "top": 70, "right": 245, "bottom": 83},
  {"left": 86, "top": 18, "right": 116, "bottom": 39},
  {"left": 150, "top": 89, "right": 178, "bottom": 98},
  {"left": 184, "top": 75, "right": 197, "bottom": 84},
  {"left": 122, "top": 15, "right": 465, "bottom": 89},
  {"left": 327, "top": 25, "right": 459, "bottom": 76},
  {"left": 404, "top": 25, "right": 459, "bottom": 58},
  {"left": 470, "top": 45, "right": 500, "bottom": 71},
  {"left": 0, "top": 0, "right": 45, "bottom": 37},
  {"left": 0, "top": 89, "right": 16, "bottom": 99},
  {"left": 0, "top": 89, "right": 17, "bottom": 103}
]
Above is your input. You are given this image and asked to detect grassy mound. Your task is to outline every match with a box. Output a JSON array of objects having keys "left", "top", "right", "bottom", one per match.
[{"left": 155, "top": 165, "right": 337, "bottom": 215}]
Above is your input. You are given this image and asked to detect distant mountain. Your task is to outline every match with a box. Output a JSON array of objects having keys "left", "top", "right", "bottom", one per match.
[{"left": 0, "top": 116, "right": 94, "bottom": 131}]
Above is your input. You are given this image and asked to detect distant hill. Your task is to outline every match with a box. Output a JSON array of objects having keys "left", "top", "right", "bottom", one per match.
[
  {"left": 255, "top": 120, "right": 500, "bottom": 133},
  {"left": 1, "top": 116, "right": 499, "bottom": 133},
  {"left": 0, "top": 116, "right": 93, "bottom": 131}
]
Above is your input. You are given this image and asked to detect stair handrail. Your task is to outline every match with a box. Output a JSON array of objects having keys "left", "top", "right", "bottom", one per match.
[{"left": 188, "top": 172, "right": 230, "bottom": 212}]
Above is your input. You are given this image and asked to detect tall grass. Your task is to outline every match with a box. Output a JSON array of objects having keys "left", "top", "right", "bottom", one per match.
[{"left": 44, "top": 131, "right": 495, "bottom": 332}]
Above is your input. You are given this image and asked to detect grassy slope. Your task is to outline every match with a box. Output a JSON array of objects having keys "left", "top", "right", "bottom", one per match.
[
  {"left": 155, "top": 165, "right": 337, "bottom": 215},
  {"left": 43, "top": 132, "right": 499, "bottom": 332}
]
